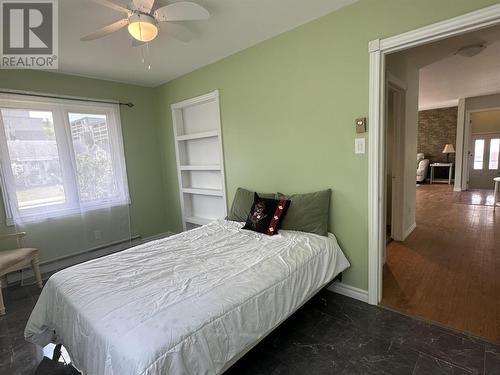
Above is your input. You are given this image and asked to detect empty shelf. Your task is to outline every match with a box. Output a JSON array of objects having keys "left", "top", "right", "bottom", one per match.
[
  {"left": 182, "top": 188, "right": 223, "bottom": 196},
  {"left": 176, "top": 131, "right": 218, "bottom": 141},
  {"left": 185, "top": 216, "right": 213, "bottom": 226},
  {"left": 179, "top": 165, "right": 221, "bottom": 171}
]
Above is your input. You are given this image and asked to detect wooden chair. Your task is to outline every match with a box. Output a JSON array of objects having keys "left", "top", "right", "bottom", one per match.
[{"left": 0, "top": 232, "right": 43, "bottom": 315}]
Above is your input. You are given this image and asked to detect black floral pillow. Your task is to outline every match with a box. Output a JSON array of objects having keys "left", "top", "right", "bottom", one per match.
[{"left": 242, "top": 193, "right": 290, "bottom": 236}]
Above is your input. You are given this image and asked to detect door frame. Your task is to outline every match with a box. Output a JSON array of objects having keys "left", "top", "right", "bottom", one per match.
[
  {"left": 462, "top": 107, "right": 500, "bottom": 190},
  {"left": 386, "top": 76, "right": 406, "bottom": 242},
  {"left": 367, "top": 4, "right": 500, "bottom": 305}
]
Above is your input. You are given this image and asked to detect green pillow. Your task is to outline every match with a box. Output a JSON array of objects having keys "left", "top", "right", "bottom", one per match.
[
  {"left": 227, "top": 188, "right": 275, "bottom": 222},
  {"left": 277, "top": 189, "right": 331, "bottom": 236}
]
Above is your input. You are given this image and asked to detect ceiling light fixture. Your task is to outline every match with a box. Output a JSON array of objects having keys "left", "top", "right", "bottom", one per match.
[
  {"left": 128, "top": 14, "right": 158, "bottom": 42},
  {"left": 455, "top": 43, "right": 486, "bottom": 57}
]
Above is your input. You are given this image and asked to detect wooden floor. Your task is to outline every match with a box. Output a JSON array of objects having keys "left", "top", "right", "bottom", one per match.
[{"left": 382, "top": 184, "right": 500, "bottom": 342}]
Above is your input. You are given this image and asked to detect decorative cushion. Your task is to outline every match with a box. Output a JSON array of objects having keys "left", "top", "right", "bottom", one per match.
[
  {"left": 242, "top": 193, "right": 290, "bottom": 235},
  {"left": 276, "top": 189, "right": 331, "bottom": 236},
  {"left": 227, "top": 188, "right": 275, "bottom": 222},
  {"left": 0, "top": 248, "right": 38, "bottom": 272}
]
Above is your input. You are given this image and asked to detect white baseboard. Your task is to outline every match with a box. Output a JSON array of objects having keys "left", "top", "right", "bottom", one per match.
[
  {"left": 328, "top": 281, "right": 369, "bottom": 303},
  {"left": 6, "top": 232, "right": 173, "bottom": 285},
  {"left": 403, "top": 222, "right": 416, "bottom": 240}
]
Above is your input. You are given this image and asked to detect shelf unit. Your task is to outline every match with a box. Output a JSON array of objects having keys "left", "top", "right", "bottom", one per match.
[
  {"left": 179, "top": 164, "right": 221, "bottom": 171},
  {"left": 171, "top": 90, "right": 227, "bottom": 231}
]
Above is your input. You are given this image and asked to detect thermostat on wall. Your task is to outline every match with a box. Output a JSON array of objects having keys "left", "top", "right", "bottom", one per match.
[{"left": 356, "top": 117, "right": 367, "bottom": 133}]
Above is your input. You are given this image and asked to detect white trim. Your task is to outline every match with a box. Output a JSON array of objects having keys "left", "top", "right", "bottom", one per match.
[
  {"left": 377, "top": 4, "right": 500, "bottom": 54},
  {"left": 455, "top": 99, "right": 466, "bottom": 191},
  {"left": 171, "top": 90, "right": 219, "bottom": 110},
  {"left": 403, "top": 222, "right": 416, "bottom": 240},
  {"left": 368, "top": 4, "right": 500, "bottom": 305},
  {"left": 368, "top": 43, "right": 383, "bottom": 305},
  {"left": 328, "top": 282, "right": 369, "bottom": 303},
  {"left": 463, "top": 110, "right": 473, "bottom": 190}
]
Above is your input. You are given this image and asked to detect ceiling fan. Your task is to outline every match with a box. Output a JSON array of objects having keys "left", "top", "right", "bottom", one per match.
[{"left": 80, "top": 0, "right": 209, "bottom": 44}]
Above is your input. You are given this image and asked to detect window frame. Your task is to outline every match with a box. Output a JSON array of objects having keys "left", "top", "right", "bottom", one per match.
[
  {"left": 488, "top": 138, "right": 500, "bottom": 170},
  {"left": 0, "top": 93, "right": 130, "bottom": 225},
  {"left": 472, "top": 138, "right": 485, "bottom": 170}
]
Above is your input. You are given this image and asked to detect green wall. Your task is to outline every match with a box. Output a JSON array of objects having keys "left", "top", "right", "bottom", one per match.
[
  {"left": 154, "top": 0, "right": 499, "bottom": 290},
  {"left": 0, "top": 70, "right": 168, "bottom": 260}
]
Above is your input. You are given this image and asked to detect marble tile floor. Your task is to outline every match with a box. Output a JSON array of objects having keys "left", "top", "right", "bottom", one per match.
[{"left": 1, "top": 284, "right": 499, "bottom": 375}]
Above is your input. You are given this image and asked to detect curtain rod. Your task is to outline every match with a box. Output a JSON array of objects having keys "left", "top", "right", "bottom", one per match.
[{"left": 0, "top": 90, "right": 134, "bottom": 108}]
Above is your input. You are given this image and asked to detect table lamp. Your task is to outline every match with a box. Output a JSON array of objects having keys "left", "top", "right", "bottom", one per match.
[{"left": 442, "top": 144, "right": 455, "bottom": 163}]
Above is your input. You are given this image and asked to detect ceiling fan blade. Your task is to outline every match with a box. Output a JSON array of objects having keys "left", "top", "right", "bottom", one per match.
[
  {"left": 154, "top": 1, "right": 209, "bottom": 22},
  {"left": 161, "top": 22, "right": 193, "bottom": 43},
  {"left": 80, "top": 19, "right": 129, "bottom": 41},
  {"left": 90, "top": 0, "right": 130, "bottom": 14},
  {"left": 132, "top": 0, "right": 155, "bottom": 13}
]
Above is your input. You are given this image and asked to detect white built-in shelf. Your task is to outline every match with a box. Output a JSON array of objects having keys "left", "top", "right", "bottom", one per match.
[
  {"left": 176, "top": 130, "right": 218, "bottom": 141},
  {"left": 185, "top": 216, "right": 212, "bottom": 226},
  {"left": 179, "top": 164, "right": 221, "bottom": 171},
  {"left": 171, "top": 90, "right": 227, "bottom": 231},
  {"left": 182, "top": 188, "right": 223, "bottom": 197}
]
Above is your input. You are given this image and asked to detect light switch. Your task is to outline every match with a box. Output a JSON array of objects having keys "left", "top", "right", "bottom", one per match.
[{"left": 355, "top": 138, "right": 365, "bottom": 154}]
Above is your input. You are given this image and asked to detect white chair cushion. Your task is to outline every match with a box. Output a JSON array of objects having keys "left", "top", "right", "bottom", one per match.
[{"left": 0, "top": 248, "right": 38, "bottom": 272}]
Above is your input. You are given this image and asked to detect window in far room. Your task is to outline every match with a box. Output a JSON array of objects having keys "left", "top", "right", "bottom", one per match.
[
  {"left": 488, "top": 138, "right": 499, "bottom": 170},
  {"left": 0, "top": 94, "right": 129, "bottom": 224},
  {"left": 473, "top": 139, "right": 485, "bottom": 170}
]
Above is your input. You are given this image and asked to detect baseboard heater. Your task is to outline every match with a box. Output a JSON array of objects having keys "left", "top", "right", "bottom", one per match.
[{"left": 5, "top": 232, "right": 172, "bottom": 286}]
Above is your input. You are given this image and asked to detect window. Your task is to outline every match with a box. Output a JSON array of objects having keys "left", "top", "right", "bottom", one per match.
[
  {"left": 488, "top": 138, "right": 499, "bottom": 170},
  {"left": 0, "top": 94, "right": 129, "bottom": 224},
  {"left": 473, "top": 139, "right": 485, "bottom": 170}
]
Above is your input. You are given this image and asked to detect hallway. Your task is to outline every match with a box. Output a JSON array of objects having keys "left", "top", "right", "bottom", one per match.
[{"left": 382, "top": 184, "right": 500, "bottom": 342}]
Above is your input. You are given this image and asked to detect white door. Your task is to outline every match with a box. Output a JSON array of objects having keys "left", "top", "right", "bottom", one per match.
[{"left": 469, "top": 134, "right": 500, "bottom": 189}]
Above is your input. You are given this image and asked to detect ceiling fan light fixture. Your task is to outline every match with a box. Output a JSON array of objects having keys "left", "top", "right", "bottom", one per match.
[{"left": 128, "top": 14, "right": 158, "bottom": 42}]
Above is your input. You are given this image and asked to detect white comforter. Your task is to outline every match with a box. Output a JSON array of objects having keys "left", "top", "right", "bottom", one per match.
[{"left": 25, "top": 220, "right": 350, "bottom": 375}]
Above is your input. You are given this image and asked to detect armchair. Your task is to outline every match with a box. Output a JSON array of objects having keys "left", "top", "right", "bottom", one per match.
[
  {"left": 417, "top": 153, "right": 430, "bottom": 183},
  {"left": 0, "top": 232, "right": 42, "bottom": 315}
]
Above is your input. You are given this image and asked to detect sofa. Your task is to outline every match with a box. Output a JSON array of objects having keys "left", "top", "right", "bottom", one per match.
[{"left": 417, "top": 153, "right": 430, "bottom": 183}]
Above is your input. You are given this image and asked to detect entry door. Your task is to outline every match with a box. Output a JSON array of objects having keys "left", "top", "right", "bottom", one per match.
[{"left": 469, "top": 134, "right": 500, "bottom": 189}]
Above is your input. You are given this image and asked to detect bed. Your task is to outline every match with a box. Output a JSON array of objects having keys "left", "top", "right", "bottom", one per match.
[{"left": 25, "top": 219, "right": 350, "bottom": 375}]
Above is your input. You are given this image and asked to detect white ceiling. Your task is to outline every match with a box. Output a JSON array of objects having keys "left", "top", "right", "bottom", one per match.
[
  {"left": 417, "top": 25, "right": 500, "bottom": 110},
  {"left": 58, "top": 0, "right": 357, "bottom": 87}
]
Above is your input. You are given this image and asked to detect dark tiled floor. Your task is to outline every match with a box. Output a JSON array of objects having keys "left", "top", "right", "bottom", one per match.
[{"left": 1, "top": 285, "right": 499, "bottom": 375}]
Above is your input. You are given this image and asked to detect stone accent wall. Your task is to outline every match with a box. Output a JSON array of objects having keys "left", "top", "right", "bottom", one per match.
[{"left": 418, "top": 107, "right": 458, "bottom": 164}]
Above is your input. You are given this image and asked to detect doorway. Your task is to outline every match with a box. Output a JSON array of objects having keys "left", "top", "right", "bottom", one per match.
[
  {"left": 368, "top": 4, "right": 500, "bottom": 341},
  {"left": 469, "top": 133, "right": 500, "bottom": 189}
]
